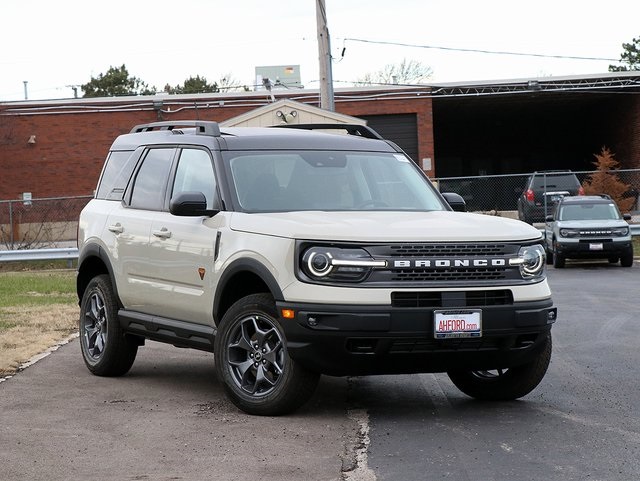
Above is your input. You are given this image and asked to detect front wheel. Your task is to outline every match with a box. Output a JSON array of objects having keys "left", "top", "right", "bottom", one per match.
[
  {"left": 79, "top": 274, "right": 138, "bottom": 376},
  {"left": 447, "top": 333, "right": 552, "bottom": 401},
  {"left": 545, "top": 246, "right": 554, "bottom": 265},
  {"left": 214, "top": 293, "right": 319, "bottom": 416},
  {"left": 552, "top": 241, "right": 565, "bottom": 268},
  {"left": 621, "top": 248, "right": 634, "bottom": 267}
]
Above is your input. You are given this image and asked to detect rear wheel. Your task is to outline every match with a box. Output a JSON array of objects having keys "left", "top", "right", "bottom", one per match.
[
  {"left": 214, "top": 293, "right": 319, "bottom": 416},
  {"left": 447, "top": 333, "right": 552, "bottom": 401},
  {"left": 79, "top": 274, "right": 138, "bottom": 376}
]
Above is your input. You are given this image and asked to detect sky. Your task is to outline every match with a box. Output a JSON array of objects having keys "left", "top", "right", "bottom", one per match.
[{"left": 1, "top": 0, "right": 639, "bottom": 102}]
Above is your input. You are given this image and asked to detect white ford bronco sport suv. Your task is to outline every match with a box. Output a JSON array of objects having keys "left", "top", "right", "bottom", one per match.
[{"left": 77, "top": 121, "right": 557, "bottom": 415}]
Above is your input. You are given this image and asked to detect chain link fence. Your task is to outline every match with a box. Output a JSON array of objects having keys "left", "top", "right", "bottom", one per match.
[
  {"left": 434, "top": 169, "right": 640, "bottom": 222},
  {"left": 0, "top": 196, "right": 92, "bottom": 250},
  {"left": 1, "top": 169, "right": 639, "bottom": 251}
]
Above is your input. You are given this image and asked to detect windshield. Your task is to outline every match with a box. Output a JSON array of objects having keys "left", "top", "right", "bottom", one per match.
[
  {"left": 559, "top": 202, "right": 621, "bottom": 221},
  {"left": 225, "top": 151, "right": 445, "bottom": 212},
  {"left": 532, "top": 174, "right": 579, "bottom": 189}
]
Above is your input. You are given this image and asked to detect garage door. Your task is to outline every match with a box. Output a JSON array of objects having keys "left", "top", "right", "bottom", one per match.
[{"left": 359, "top": 114, "right": 418, "bottom": 162}]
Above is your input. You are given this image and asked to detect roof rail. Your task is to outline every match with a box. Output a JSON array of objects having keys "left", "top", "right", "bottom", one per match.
[
  {"left": 130, "top": 121, "right": 221, "bottom": 137},
  {"left": 274, "top": 123, "right": 384, "bottom": 140}
]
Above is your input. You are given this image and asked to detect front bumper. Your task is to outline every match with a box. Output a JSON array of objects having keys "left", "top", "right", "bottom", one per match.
[
  {"left": 276, "top": 299, "right": 556, "bottom": 376},
  {"left": 555, "top": 239, "right": 632, "bottom": 258}
]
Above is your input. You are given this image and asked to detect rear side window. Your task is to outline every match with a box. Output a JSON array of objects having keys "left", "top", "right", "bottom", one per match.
[{"left": 95, "top": 151, "right": 138, "bottom": 200}]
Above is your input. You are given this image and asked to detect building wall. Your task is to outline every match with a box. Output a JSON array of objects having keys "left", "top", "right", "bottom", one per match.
[
  {"left": 0, "top": 88, "right": 434, "bottom": 200},
  {"left": 610, "top": 95, "right": 640, "bottom": 168}
]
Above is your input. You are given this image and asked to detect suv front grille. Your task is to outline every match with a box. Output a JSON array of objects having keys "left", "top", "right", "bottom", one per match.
[
  {"left": 389, "top": 243, "right": 505, "bottom": 256},
  {"left": 391, "top": 290, "right": 513, "bottom": 308},
  {"left": 392, "top": 267, "right": 505, "bottom": 282},
  {"left": 577, "top": 230, "right": 615, "bottom": 237},
  {"left": 364, "top": 242, "right": 526, "bottom": 287}
]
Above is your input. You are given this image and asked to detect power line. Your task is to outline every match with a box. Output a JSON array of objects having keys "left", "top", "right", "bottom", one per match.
[{"left": 342, "top": 37, "right": 622, "bottom": 63}]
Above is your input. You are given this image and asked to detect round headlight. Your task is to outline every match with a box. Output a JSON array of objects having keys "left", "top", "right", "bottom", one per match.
[
  {"left": 560, "top": 228, "right": 578, "bottom": 238},
  {"left": 300, "top": 246, "right": 386, "bottom": 283},
  {"left": 307, "top": 251, "right": 334, "bottom": 277},
  {"left": 519, "top": 245, "right": 545, "bottom": 278},
  {"left": 612, "top": 227, "right": 629, "bottom": 236}
]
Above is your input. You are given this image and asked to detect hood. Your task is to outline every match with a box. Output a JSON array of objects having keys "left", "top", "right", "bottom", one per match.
[
  {"left": 229, "top": 211, "right": 542, "bottom": 243},
  {"left": 555, "top": 219, "right": 629, "bottom": 229}
]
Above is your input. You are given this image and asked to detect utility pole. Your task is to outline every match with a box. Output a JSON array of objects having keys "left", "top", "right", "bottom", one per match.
[
  {"left": 316, "top": 0, "right": 335, "bottom": 111},
  {"left": 23, "top": 81, "right": 28, "bottom": 100}
]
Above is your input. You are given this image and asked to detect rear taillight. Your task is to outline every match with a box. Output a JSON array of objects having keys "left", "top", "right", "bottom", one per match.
[
  {"left": 578, "top": 186, "right": 585, "bottom": 196},
  {"left": 525, "top": 189, "right": 534, "bottom": 202}
]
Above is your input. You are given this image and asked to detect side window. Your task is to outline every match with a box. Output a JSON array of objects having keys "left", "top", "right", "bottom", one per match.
[
  {"left": 95, "top": 150, "right": 138, "bottom": 200},
  {"left": 129, "top": 148, "right": 175, "bottom": 210},
  {"left": 172, "top": 148, "right": 216, "bottom": 209}
]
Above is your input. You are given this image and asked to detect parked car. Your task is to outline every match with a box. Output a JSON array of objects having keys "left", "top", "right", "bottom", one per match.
[
  {"left": 518, "top": 170, "right": 584, "bottom": 224},
  {"left": 76, "top": 121, "right": 557, "bottom": 416},
  {"left": 544, "top": 195, "right": 634, "bottom": 268}
]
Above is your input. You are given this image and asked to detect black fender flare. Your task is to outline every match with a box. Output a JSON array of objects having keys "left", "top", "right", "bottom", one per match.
[
  {"left": 77, "top": 242, "right": 122, "bottom": 307},
  {"left": 213, "top": 257, "right": 284, "bottom": 322}
]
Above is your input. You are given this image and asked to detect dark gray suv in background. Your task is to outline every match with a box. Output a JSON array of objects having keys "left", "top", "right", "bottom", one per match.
[
  {"left": 544, "top": 195, "right": 634, "bottom": 268},
  {"left": 518, "top": 171, "right": 584, "bottom": 224}
]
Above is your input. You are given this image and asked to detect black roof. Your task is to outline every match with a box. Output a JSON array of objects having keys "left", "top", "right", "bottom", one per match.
[
  {"left": 558, "top": 195, "right": 612, "bottom": 204},
  {"left": 112, "top": 121, "right": 397, "bottom": 153}
]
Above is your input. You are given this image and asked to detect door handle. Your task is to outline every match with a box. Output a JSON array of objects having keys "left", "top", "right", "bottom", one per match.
[
  {"left": 108, "top": 223, "right": 123, "bottom": 234},
  {"left": 152, "top": 227, "right": 172, "bottom": 239}
]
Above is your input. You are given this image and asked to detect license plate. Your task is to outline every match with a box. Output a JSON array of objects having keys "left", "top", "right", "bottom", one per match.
[
  {"left": 434, "top": 310, "right": 482, "bottom": 339},
  {"left": 589, "top": 243, "right": 603, "bottom": 251}
]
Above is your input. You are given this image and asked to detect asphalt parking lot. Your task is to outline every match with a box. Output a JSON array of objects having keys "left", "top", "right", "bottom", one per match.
[
  {"left": 0, "top": 339, "right": 356, "bottom": 481},
  {"left": 1, "top": 259, "right": 638, "bottom": 481}
]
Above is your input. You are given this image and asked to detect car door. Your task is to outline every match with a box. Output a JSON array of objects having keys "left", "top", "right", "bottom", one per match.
[
  {"left": 143, "top": 147, "right": 221, "bottom": 324},
  {"left": 108, "top": 147, "right": 176, "bottom": 310}
]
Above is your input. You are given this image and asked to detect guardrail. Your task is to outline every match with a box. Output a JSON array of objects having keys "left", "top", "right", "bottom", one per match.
[{"left": 0, "top": 247, "right": 78, "bottom": 263}]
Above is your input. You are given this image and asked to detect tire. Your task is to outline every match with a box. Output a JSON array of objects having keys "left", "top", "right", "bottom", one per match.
[
  {"left": 545, "top": 246, "right": 554, "bottom": 265},
  {"left": 552, "top": 240, "right": 565, "bottom": 268},
  {"left": 553, "top": 252, "right": 565, "bottom": 268},
  {"left": 621, "top": 248, "right": 634, "bottom": 267},
  {"left": 214, "top": 293, "right": 319, "bottom": 416},
  {"left": 79, "top": 274, "right": 138, "bottom": 376},
  {"left": 447, "top": 333, "right": 552, "bottom": 401}
]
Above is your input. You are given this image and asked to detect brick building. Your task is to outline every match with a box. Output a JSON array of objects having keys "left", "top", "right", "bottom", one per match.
[
  {"left": 0, "top": 86, "right": 433, "bottom": 201},
  {"left": 1, "top": 73, "right": 640, "bottom": 202}
]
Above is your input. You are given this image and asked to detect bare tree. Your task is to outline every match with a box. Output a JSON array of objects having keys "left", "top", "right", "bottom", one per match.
[
  {"left": 218, "top": 73, "right": 250, "bottom": 92},
  {"left": 355, "top": 58, "right": 433, "bottom": 86}
]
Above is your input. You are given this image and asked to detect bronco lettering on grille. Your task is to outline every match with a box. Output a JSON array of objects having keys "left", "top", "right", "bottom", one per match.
[{"left": 393, "top": 259, "right": 506, "bottom": 268}]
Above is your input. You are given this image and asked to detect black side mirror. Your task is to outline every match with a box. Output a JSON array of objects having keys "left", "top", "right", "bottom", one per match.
[
  {"left": 545, "top": 215, "right": 554, "bottom": 222},
  {"left": 170, "top": 191, "right": 218, "bottom": 217},
  {"left": 623, "top": 213, "right": 632, "bottom": 221},
  {"left": 441, "top": 192, "right": 466, "bottom": 212}
]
